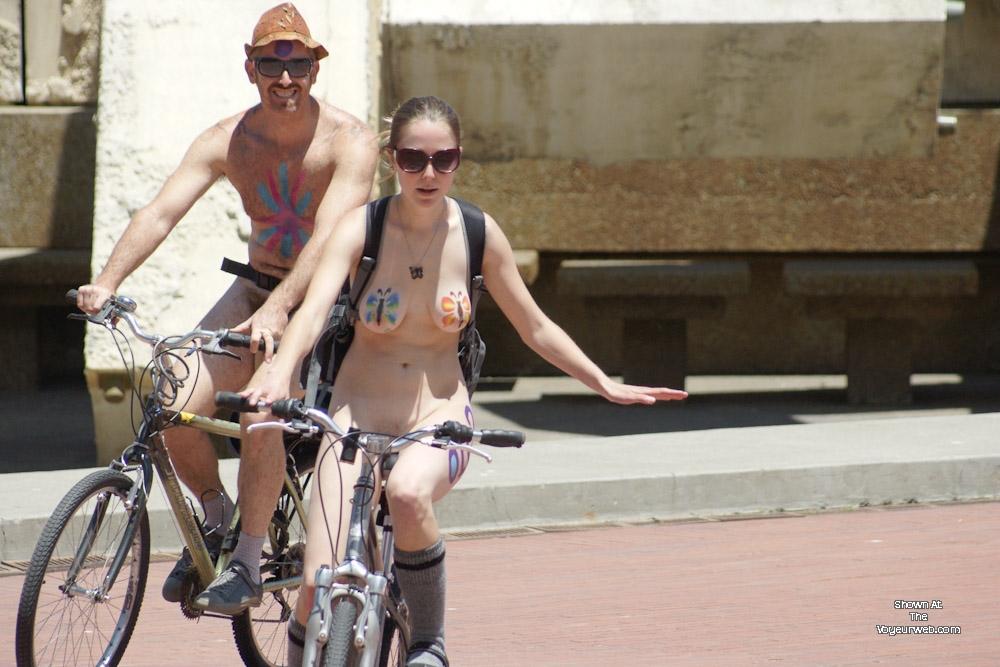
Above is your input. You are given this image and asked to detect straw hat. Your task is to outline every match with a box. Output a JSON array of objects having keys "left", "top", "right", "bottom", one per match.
[{"left": 245, "top": 3, "right": 328, "bottom": 60}]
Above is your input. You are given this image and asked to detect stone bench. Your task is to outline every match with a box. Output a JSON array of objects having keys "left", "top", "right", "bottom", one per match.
[
  {"left": 783, "top": 259, "right": 979, "bottom": 405},
  {"left": 556, "top": 259, "right": 750, "bottom": 389},
  {"left": 0, "top": 248, "right": 92, "bottom": 391}
]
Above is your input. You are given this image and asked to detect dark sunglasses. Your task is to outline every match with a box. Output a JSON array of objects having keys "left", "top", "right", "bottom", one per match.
[
  {"left": 254, "top": 57, "right": 314, "bottom": 78},
  {"left": 393, "top": 148, "right": 462, "bottom": 174}
]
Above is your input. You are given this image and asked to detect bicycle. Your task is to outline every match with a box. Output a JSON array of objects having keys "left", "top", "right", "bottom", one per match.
[
  {"left": 219, "top": 394, "right": 525, "bottom": 667},
  {"left": 15, "top": 292, "right": 315, "bottom": 667}
]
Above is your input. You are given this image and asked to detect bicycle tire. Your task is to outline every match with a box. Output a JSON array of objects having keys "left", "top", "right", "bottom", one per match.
[
  {"left": 232, "top": 484, "right": 309, "bottom": 667},
  {"left": 15, "top": 469, "right": 150, "bottom": 667},
  {"left": 321, "top": 599, "right": 359, "bottom": 667}
]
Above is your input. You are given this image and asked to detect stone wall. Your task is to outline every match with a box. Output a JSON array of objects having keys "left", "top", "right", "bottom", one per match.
[
  {"left": 0, "top": 107, "right": 94, "bottom": 248},
  {"left": 8, "top": 0, "right": 1000, "bottom": 461},
  {"left": 450, "top": 109, "right": 1000, "bottom": 254}
]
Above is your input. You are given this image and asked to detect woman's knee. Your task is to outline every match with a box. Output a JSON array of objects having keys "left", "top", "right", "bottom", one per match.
[{"left": 385, "top": 477, "right": 434, "bottom": 523}]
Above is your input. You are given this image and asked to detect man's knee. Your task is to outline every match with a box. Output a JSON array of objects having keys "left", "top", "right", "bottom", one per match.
[{"left": 238, "top": 412, "right": 287, "bottom": 456}]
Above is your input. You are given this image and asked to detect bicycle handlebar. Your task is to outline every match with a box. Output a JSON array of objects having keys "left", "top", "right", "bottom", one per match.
[
  {"left": 215, "top": 391, "right": 306, "bottom": 420},
  {"left": 435, "top": 420, "right": 525, "bottom": 447},
  {"left": 215, "top": 392, "right": 524, "bottom": 449},
  {"left": 67, "top": 289, "right": 271, "bottom": 354}
]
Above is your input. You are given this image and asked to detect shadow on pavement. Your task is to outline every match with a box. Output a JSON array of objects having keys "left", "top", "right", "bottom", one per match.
[
  {"left": 474, "top": 374, "right": 1000, "bottom": 439},
  {"left": 4, "top": 373, "right": 1000, "bottom": 472}
]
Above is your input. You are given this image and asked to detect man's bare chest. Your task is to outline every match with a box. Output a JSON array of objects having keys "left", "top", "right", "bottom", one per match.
[{"left": 228, "top": 155, "right": 334, "bottom": 222}]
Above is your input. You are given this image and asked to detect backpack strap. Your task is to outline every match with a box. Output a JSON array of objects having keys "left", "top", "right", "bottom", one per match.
[
  {"left": 453, "top": 198, "right": 488, "bottom": 394},
  {"left": 453, "top": 197, "right": 487, "bottom": 307},
  {"left": 347, "top": 196, "right": 391, "bottom": 315},
  {"left": 303, "top": 196, "right": 390, "bottom": 407}
]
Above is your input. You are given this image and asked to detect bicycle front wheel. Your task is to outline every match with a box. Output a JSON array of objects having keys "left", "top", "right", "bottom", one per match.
[
  {"left": 15, "top": 469, "right": 150, "bottom": 667},
  {"left": 321, "top": 599, "right": 360, "bottom": 667}
]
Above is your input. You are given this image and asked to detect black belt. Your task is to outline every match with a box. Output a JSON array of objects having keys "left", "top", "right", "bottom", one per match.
[{"left": 221, "top": 258, "right": 282, "bottom": 292}]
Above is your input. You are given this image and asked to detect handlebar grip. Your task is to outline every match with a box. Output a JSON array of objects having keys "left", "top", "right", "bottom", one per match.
[
  {"left": 270, "top": 398, "right": 307, "bottom": 421},
  {"left": 215, "top": 391, "right": 258, "bottom": 412},
  {"left": 220, "top": 331, "right": 279, "bottom": 352},
  {"left": 221, "top": 332, "right": 252, "bottom": 349},
  {"left": 436, "top": 422, "right": 524, "bottom": 447},
  {"left": 478, "top": 429, "right": 525, "bottom": 448},
  {"left": 66, "top": 289, "right": 79, "bottom": 303},
  {"left": 437, "top": 421, "right": 474, "bottom": 443}
]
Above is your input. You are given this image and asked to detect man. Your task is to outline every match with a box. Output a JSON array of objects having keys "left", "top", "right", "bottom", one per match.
[{"left": 77, "top": 3, "right": 378, "bottom": 614}]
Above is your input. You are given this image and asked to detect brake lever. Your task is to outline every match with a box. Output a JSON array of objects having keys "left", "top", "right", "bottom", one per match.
[
  {"left": 248, "top": 422, "right": 297, "bottom": 434},
  {"left": 68, "top": 295, "right": 124, "bottom": 327},
  {"left": 247, "top": 421, "right": 319, "bottom": 437},
  {"left": 430, "top": 438, "right": 492, "bottom": 463},
  {"left": 199, "top": 330, "right": 242, "bottom": 360}
]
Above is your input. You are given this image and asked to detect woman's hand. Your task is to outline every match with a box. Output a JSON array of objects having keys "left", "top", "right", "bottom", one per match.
[
  {"left": 240, "top": 368, "right": 292, "bottom": 409},
  {"left": 601, "top": 381, "right": 688, "bottom": 406}
]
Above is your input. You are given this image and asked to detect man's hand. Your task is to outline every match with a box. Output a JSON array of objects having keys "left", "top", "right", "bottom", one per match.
[
  {"left": 232, "top": 300, "right": 289, "bottom": 362},
  {"left": 76, "top": 284, "right": 116, "bottom": 315}
]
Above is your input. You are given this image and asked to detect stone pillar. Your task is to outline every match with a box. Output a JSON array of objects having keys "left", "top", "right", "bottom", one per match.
[
  {"left": 0, "top": 0, "right": 23, "bottom": 103},
  {"left": 23, "top": 0, "right": 100, "bottom": 104}
]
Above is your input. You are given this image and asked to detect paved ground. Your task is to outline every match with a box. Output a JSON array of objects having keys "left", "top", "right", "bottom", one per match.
[
  {"left": 3, "top": 373, "right": 999, "bottom": 665},
  {"left": 4, "top": 373, "right": 1000, "bottom": 474},
  {"left": 2, "top": 501, "right": 996, "bottom": 666}
]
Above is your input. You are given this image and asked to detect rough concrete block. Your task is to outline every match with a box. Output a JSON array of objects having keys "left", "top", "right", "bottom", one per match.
[
  {"left": 0, "top": 107, "right": 95, "bottom": 248},
  {"left": 385, "top": 19, "right": 943, "bottom": 163},
  {"left": 784, "top": 260, "right": 979, "bottom": 298},
  {"left": 455, "top": 110, "right": 1000, "bottom": 254}
]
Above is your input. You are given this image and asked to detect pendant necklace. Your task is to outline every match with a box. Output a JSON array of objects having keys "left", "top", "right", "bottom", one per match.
[{"left": 399, "top": 200, "right": 446, "bottom": 279}]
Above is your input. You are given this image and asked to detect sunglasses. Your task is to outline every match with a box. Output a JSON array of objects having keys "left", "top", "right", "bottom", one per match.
[
  {"left": 254, "top": 58, "right": 314, "bottom": 78},
  {"left": 393, "top": 148, "right": 462, "bottom": 174}
]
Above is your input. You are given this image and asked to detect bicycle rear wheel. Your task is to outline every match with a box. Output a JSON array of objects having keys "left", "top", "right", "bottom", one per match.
[
  {"left": 232, "top": 482, "right": 309, "bottom": 667},
  {"left": 377, "top": 613, "right": 408, "bottom": 667},
  {"left": 15, "top": 469, "right": 150, "bottom": 667}
]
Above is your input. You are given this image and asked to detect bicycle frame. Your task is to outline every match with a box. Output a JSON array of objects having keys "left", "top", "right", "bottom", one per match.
[
  {"left": 303, "top": 434, "right": 406, "bottom": 667},
  {"left": 73, "top": 294, "right": 312, "bottom": 600},
  {"left": 17, "top": 293, "right": 317, "bottom": 667}
]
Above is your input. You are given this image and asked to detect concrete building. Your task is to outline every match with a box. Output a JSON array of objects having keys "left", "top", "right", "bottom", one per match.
[{"left": 2, "top": 0, "right": 999, "bottom": 464}]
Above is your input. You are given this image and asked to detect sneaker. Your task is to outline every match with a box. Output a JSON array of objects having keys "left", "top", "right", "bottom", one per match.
[
  {"left": 162, "top": 531, "right": 224, "bottom": 603},
  {"left": 192, "top": 560, "right": 263, "bottom": 615},
  {"left": 406, "top": 641, "right": 449, "bottom": 667}
]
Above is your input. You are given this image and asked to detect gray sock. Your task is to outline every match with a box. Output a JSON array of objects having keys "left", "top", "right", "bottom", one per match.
[
  {"left": 231, "top": 533, "right": 266, "bottom": 585},
  {"left": 287, "top": 617, "right": 305, "bottom": 666},
  {"left": 202, "top": 490, "right": 235, "bottom": 534},
  {"left": 394, "top": 539, "right": 447, "bottom": 666}
]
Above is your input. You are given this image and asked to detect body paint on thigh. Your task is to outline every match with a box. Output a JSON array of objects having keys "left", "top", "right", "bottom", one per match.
[{"left": 449, "top": 405, "right": 475, "bottom": 483}]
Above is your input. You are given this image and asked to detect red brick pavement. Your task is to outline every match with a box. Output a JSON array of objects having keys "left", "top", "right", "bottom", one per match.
[{"left": 2, "top": 501, "right": 997, "bottom": 666}]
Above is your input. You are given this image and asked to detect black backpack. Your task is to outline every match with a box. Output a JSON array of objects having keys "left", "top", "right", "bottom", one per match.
[{"left": 302, "top": 196, "right": 487, "bottom": 408}]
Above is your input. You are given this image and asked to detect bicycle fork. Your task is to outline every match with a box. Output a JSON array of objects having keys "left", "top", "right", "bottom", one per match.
[
  {"left": 303, "top": 455, "right": 398, "bottom": 666},
  {"left": 61, "top": 456, "right": 151, "bottom": 603}
]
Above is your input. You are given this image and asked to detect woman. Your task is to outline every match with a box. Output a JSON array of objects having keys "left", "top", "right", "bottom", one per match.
[{"left": 243, "top": 95, "right": 688, "bottom": 666}]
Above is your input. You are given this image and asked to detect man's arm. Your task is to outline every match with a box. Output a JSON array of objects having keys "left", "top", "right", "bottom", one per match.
[
  {"left": 237, "top": 120, "right": 379, "bottom": 357},
  {"left": 78, "top": 125, "right": 228, "bottom": 313}
]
